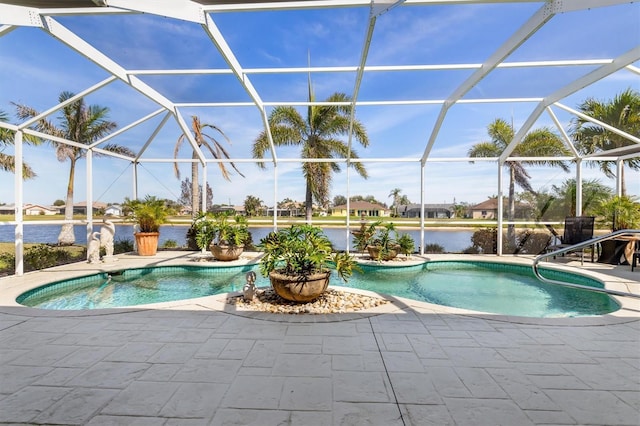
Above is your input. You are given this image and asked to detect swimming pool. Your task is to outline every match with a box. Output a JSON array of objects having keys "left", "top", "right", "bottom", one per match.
[{"left": 16, "top": 261, "right": 619, "bottom": 317}]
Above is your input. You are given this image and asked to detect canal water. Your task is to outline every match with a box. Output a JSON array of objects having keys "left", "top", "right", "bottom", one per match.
[{"left": 0, "top": 224, "right": 475, "bottom": 253}]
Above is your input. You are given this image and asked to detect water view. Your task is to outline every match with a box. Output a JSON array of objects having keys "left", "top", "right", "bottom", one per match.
[{"left": 0, "top": 224, "right": 474, "bottom": 252}]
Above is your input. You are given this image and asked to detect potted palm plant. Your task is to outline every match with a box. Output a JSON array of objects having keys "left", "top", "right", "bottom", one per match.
[
  {"left": 193, "top": 212, "right": 249, "bottom": 261},
  {"left": 354, "top": 221, "right": 415, "bottom": 261},
  {"left": 258, "top": 224, "right": 359, "bottom": 302},
  {"left": 124, "top": 195, "right": 172, "bottom": 256}
]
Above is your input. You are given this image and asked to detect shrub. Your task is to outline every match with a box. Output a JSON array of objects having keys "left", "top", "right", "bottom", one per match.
[
  {"left": 22, "top": 244, "right": 80, "bottom": 271},
  {"left": 424, "top": 243, "right": 445, "bottom": 254},
  {"left": 470, "top": 228, "right": 499, "bottom": 254},
  {"left": 162, "top": 239, "right": 179, "bottom": 248},
  {"left": 114, "top": 238, "right": 134, "bottom": 254},
  {"left": 515, "top": 230, "right": 551, "bottom": 255},
  {"left": 470, "top": 228, "right": 551, "bottom": 254},
  {"left": 0, "top": 252, "right": 15, "bottom": 275}
]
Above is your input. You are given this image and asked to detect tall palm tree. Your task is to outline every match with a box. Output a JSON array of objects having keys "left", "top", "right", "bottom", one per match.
[
  {"left": 468, "top": 118, "right": 570, "bottom": 243},
  {"left": 571, "top": 88, "right": 640, "bottom": 196},
  {"left": 252, "top": 87, "right": 370, "bottom": 221},
  {"left": 174, "top": 116, "right": 244, "bottom": 219},
  {"left": 0, "top": 109, "right": 39, "bottom": 178},
  {"left": 389, "top": 188, "right": 402, "bottom": 217},
  {"left": 15, "top": 92, "right": 134, "bottom": 245}
]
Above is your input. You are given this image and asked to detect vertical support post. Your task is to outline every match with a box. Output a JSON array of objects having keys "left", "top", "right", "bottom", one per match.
[
  {"left": 14, "top": 130, "right": 24, "bottom": 276},
  {"left": 86, "top": 149, "right": 93, "bottom": 243},
  {"left": 132, "top": 162, "right": 138, "bottom": 200},
  {"left": 420, "top": 162, "right": 425, "bottom": 255},
  {"left": 575, "top": 159, "right": 583, "bottom": 216},
  {"left": 201, "top": 164, "right": 207, "bottom": 214},
  {"left": 132, "top": 161, "right": 138, "bottom": 249},
  {"left": 345, "top": 161, "right": 351, "bottom": 254},
  {"left": 272, "top": 163, "right": 278, "bottom": 230},
  {"left": 616, "top": 160, "right": 623, "bottom": 196},
  {"left": 497, "top": 162, "right": 504, "bottom": 256}
]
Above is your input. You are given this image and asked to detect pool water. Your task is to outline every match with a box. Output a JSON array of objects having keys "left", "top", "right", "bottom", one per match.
[{"left": 17, "top": 262, "right": 619, "bottom": 317}]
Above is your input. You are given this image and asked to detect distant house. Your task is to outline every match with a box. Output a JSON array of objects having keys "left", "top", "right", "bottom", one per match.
[
  {"left": 0, "top": 203, "right": 59, "bottom": 215},
  {"left": 25, "top": 204, "right": 59, "bottom": 216},
  {"left": 210, "top": 206, "right": 236, "bottom": 214},
  {"left": 397, "top": 204, "right": 454, "bottom": 219},
  {"left": 0, "top": 204, "right": 14, "bottom": 215},
  {"left": 263, "top": 201, "right": 304, "bottom": 217},
  {"left": 470, "top": 199, "right": 532, "bottom": 219},
  {"left": 105, "top": 204, "right": 122, "bottom": 217},
  {"left": 330, "top": 201, "right": 390, "bottom": 217},
  {"left": 73, "top": 201, "right": 108, "bottom": 215}
]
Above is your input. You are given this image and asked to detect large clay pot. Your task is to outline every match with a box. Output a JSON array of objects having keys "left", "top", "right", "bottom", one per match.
[
  {"left": 210, "top": 244, "right": 244, "bottom": 261},
  {"left": 366, "top": 245, "right": 398, "bottom": 261},
  {"left": 135, "top": 232, "right": 159, "bottom": 256},
  {"left": 269, "top": 270, "right": 331, "bottom": 303}
]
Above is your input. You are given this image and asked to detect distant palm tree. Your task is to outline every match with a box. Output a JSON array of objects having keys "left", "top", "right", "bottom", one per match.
[
  {"left": 253, "top": 85, "right": 369, "bottom": 221},
  {"left": 389, "top": 188, "right": 402, "bottom": 217},
  {"left": 15, "top": 92, "right": 134, "bottom": 245},
  {"left": 551, "top": 178, "right": 613, "bottom": 218},
  {"left": 468, "top": 118, "right": 570, "bottom": 243},
  {"left": 174, "top": 116, "right": 244, "bottom": 219},
  {"left": 571, "top": 88, "right": 640, "bottom": 195},
  {"left": 453, "top": 204, "right": 467, "bottom": 219},
  {"left": 0, "top": 109, "right": 39, "bottom": 178}
]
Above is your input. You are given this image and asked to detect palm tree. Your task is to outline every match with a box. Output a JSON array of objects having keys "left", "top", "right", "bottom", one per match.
[
  {"left": 253, "top": 87, "right": 370, "bottom": 221},
  {"left": 550, "top": 178, "right": 613, "bottom": 218},
  {"left": 453, "top": 203, "right": 468, "bottom": 219},
  {"left": 174, "top": 116, "right": 244, "bottom": 219},
  {"left": 15, "top": 92, "right": 134, "bottom": 245},
  {"left": 571, "top": 88, "right": 640, "bottom": 196},
  {"left": 389, "top": 188, "right": 402, "bottom": 217},
  {"left": 468, "top": 118, "right": 570, "bottom": 243},
  {"left": 0, "top": 109, "right": 39, "bottom": 178},
  {"left": 243, "top": 195, "right": 263, "bottom": 217}
]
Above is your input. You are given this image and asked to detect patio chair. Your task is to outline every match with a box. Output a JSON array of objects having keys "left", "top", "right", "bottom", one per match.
[
  {"left": 548, "top": 216, "right": 596, "bottom": 263},
  {"left": 630, "top": 242, "right": 639, "bottom": 271}
]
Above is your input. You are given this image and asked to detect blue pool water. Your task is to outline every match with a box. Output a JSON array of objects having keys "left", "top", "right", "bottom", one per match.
[{"left": 16, "top": 262, "right": 619, "bottom": 317}]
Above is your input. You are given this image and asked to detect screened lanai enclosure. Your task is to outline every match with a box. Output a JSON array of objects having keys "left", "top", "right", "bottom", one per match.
[{"left": 1, "top": 0, "right": 639, "bottom": 275}]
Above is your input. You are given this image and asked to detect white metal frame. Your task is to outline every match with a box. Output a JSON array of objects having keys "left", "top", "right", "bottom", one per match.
[{"left": 0, "top": 0, "right": 638, "bottom": 275}]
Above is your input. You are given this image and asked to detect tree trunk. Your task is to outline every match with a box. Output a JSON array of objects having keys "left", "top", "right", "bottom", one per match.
[
  {"left": 191, "top": 150, "right": 199, "bottom": 219},
  {"left": 305, "top": 183, "right": 313, "bottom": 223},
  {"left": 58, "top": 158, "right": 76, "bottom": 246},
  {"left": 620, "top": 164, "right": 626, "bottom": 197}
]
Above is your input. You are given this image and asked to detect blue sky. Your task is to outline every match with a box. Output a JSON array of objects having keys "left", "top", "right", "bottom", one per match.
[{"left": 0, "top": 1, "right": 639, "bottom": 209}]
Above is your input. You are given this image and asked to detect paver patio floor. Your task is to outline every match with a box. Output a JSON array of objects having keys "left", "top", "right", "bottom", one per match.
[
  {"left": 1, "top": 253, "right": 638, "bottom": 425},
  {"left": 1, "top": 303, "right": 638, "bottom": 425}
]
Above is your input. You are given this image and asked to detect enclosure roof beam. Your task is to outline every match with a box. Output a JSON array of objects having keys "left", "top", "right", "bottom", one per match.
[
  {"left": 127, "top": 59, "right": 613, "bottom": 76},
  {"left": 90, "top": 108, "right": 167, "bottom": 149},
  {"left": 500, "top": 46, "right": 640, "bottom": 162},
  {"left": 0, "top": 3, "right": 42, "bottom": 27},
  {"left": 554, "top": 102, "right": 640, "bottom": 146},
  {"left": 100, "top": 0, "right": 206, "bottom": 24},
  {"left": 420, "top": 0, "right": 558, "bottom": 164},
  {"left": 18, "top": 76, "right": 118, "bottom": 130},
  {"left": 134, "top": 111, "right": 172, "bottom": 162},
  {"left": 40, "top": 17, "right": 175, "bottom": 112},
  {"left": 202, "top": 12, "right": 278, "bottom": 165}
]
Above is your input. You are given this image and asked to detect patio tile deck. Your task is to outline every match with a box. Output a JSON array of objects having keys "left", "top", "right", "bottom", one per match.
[{"left": 0, "top": 253, "right": 638, "bottom": 425}]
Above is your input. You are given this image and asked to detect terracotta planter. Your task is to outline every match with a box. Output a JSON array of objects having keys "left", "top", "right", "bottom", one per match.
[
  {"left": 210, "top": 244, "right": 244, "bottom": 261},
  {"left": 366, "top": 245, "right": 398, "bottom": 261},
  {"left": 269, "top": 270, "right": 330, "bottom": 303},
  {"left": 135, "top": 232, "right": 160, "bottom": 256}
]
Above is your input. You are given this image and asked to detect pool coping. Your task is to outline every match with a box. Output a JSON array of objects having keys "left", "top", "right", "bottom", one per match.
[{"left": 0, "top": 251, "right": 638, "bottom": 326}]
